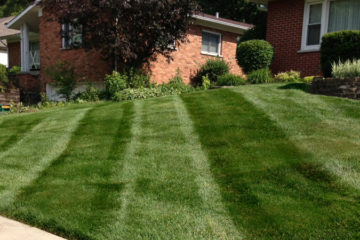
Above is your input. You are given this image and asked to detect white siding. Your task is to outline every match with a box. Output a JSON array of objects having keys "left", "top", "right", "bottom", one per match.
[{"left": 0, "top": 51, "right": 8, "bottom": 67}]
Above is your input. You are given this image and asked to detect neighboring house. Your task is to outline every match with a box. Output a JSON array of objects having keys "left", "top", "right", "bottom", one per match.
[
  {"left": 250, "top": 0, "right": 360, "bottom": 76},
  {"left": 0, "top": 1, "right": 252, "bottom": 100},
  {"left": 0, "top": 17, "right": 19, "bottom": 67}
]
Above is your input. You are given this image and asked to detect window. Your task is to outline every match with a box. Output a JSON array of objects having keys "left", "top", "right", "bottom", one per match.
[
  {"left": 201, "top": 31, "right": 221, "bottom": 56},
  {"left": 307, "top": 3, "right": 322, "bottom": 46},
  {"left": 328, "top": 0, "right": 360, "bottom": 32},
  {"left": 302, "top": 0, "right": 360, "bottom": 51},
  {"left": 62, "top": 23, "right": 83, "bottom": 49},
  {"left": 29, "top": 41, "right": 40, "bottom": 70}
]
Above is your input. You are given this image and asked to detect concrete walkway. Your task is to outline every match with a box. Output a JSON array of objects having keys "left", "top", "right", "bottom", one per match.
[{"left": 0, "top": 216, "right": 65, "bottom": 240}]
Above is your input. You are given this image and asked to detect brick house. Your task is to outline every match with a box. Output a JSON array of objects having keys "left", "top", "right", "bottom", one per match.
[
  {"left": 251, "top": 0, "right": 360, "bottom": 76},
  {"left": 0, "top": 16, "right": 19, "bottom": 67},
  {"left": 0, "top": 1, "right": 252, "bottom": 100}
]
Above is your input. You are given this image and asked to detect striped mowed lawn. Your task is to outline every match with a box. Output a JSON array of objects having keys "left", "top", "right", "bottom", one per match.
[{"left": 0, "top": 84, "right": 359, "bottom": 240}]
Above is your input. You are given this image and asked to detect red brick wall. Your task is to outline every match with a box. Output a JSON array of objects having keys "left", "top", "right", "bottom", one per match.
[
  {"left": 39, "top": 11, "right": 112, "bottom": 90},
  {"left": 39, "top": 11, "right": 243, "bottom": 87},
  {"left": 150, "top": 25, "right": 243, "bottom": 84},
  {"left": 267, "top": 0, "right": 322, "bottom": 76},
  {"left": 16, "top": 73, "right": 40, "bottom": 92},
  {"left": 8, "top": 42, "right": 21, "bottom": 68}
]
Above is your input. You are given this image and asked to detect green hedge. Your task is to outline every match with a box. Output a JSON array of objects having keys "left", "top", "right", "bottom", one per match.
[
  {"left": 321, "top": 30, "right": 360, "bottom": 77},
  {"left": 236, "top": 40, "right": 274, "bottom": 74}
]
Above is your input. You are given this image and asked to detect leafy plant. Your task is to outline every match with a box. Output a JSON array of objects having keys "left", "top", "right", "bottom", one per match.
[
  {"left": 9, "top": 65, "right": 21, "bottom": 75},
  {"left": 192, "top": 59, "right": 230, "bottom": 85},
  {"left": 46, "top": 60, "right": 77, "bottom": 101},
  {"left": 321, "top": 30, "right": 360, "bottom": 77},
  {"left": 127, "top": 68, "right": 151, "bottom": 89},
  {"left": 332, "top": 59, "right": 360, "bottom": 78},
  {"left": 105, "top": 71, "right": 127, "bottom": 97},
  {"left": 73, "top": 83, "right": 100, "bottom": 102},
  {"left": 236, "top": 40, "right": 274, "bottom": 74},
  {"left": 202, "top": 74, "right": 211, "bottom": 90},
  {"left": 274, "top": 71, "right": 301, "bottom": 83},
  {"left": 0, "top": 64, "right": 9, "bottom": 84},
  {"left": 247, "top": 68, "right": 273, "bottom": 84},
  {"left": 303, "top": 76, "right": 315, "bottom": 84},
  {"left": 217, "top": 74, "right": 246, "bottom": 86}
]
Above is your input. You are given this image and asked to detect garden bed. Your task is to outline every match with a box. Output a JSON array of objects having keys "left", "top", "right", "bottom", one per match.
[{"left": 312, "top": 77, "right": 360, "bottom": 99}]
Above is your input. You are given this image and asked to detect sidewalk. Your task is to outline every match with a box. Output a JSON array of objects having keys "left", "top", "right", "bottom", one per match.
[{"left": 0, "top": 216, "right": 65, "bottom": 240}]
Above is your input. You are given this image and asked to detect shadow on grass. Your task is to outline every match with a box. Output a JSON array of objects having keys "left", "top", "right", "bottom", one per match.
[{"left": 278, "top": 83, "right": 311, "bottom": 93}]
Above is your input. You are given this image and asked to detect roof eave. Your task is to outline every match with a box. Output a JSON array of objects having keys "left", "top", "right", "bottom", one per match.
[
  {"left": 6, "top": 0, "right": 41, "bottom": 30},
  {"left": 192, "top": 15, "right": 252, "bottom": 34}
]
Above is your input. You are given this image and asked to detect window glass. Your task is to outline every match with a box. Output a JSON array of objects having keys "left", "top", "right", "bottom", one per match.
[
  {"left": 328, "top": 0, "right": 360, "bottom": 32},
  {"left": 62, "top": 23, "right": 83, "bottom": 49},
  {"left": 307, "top": 3, "right": 322, "bottom": 46},
  {"left": 202, "top": 31, "right": 220, "bottom": 54}
]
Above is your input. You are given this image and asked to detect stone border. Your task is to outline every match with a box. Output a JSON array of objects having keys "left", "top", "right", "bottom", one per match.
[
  {"left": 0, "top": 89, "right": 20, "bottom": 105},
  {"left": 312, "top": 77, "right": 360, "bottom": 99}
]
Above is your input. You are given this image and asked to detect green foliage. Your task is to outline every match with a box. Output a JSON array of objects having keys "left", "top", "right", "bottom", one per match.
[
  {"left": 332, "top": 59, "right": 360, "bottom": 78},
  {"left": 73, "top": 84, "right": 100, "bottom": 102},
  {"left": 247, "top": 68, "right": 273, "bottom": 84},
  {"left": 193, "top": 59, "right": 230, "bottom": 85},
  {"left": 321, "top": 30, "right": 360, "bottom": 77},
  {"left": 0, "top": 64, "right": 9, "bottom": 84},
  {"left": 105, "top": 71, "right": 127, "bottom": 97},
  {"left": 0, "top": 0, "right": 32, "bottom": 17},
  {"left": 239, "top": 26, "right": 266, "bottom": 43},
  {"left": 127, "top": 68, "right": 151, "bottom": 88},
  {"left": 303, "top": 76, "right": 315, "bottom": 84},
  {"left": 217, "top": 74, "right": 246, "bottom": 86},
  {"left": 274, "top": 70, "right": 301, "bottom": 83},
  {"left": 9, "top": 65, "right": 21, "bottom": 74},
  {"left": 113, "top": 88, "right": 162, "bottom": 101},
  {"left": 46, "top": 60, "right": 77, "bottom": 101},
  {"left": 236, "top": 40, "right": 274, "bottom": 74},
  {"left": 202, "top": 74, "right": 211, "bottom": 90}
]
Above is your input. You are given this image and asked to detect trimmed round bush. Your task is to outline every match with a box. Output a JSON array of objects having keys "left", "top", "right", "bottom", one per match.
[
  {"left": 236, "top": 40, "right": 274, "bottom": 74},
  {"left": 192, "top": 59, "right": 229, "bottom": 85},
  {"left": 247, "top": 68, "right": 273, "bottom": 84},
  {"left": 321, "top": 30, "right": 360, "bottom": 77},
  {"left": 217, "top": 74, "right": 246, "bottom": 86}
]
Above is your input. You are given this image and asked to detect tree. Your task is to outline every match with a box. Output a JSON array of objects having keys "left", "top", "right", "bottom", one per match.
[
  {"left": 42, "top": 0, "right": 197, "bottom": 71},
  {"left": 0, "top": 0, "right": 32, "bottom": 17},
  {"left": 197, "top": 0, "right": 267, "bottom": 40}
]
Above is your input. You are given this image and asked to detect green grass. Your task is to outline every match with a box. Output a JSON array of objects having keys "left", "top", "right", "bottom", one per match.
[{"left": 0, "top": 84, "right": 360, "bottom": 239}]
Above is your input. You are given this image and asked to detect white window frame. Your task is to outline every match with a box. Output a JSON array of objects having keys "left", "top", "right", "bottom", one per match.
[
  {"left": 201, "top": 30, "right": 222, "bottom": 57},
  {"left": 301, "top": 0, "right": 330, "bottom": 52}
]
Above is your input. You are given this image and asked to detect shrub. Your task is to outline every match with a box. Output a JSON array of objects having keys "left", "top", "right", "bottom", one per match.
[
  {"left": 105, "top": 71, "right": 127, "bottom": 97},
  {"left": 274, "top": 70, "right": 301, "bottom": 83},
  {"left": 236, "top": 40, "right": 274, "bottom": 74},
  {"left": 247, "top": 68, "right": 273, "bottom": 84},
  {"left": 73, "top": 83, "right": 100, "bottom": 102},
  {"left": 332, "top": 59, "right": 360, "bottom": 78},
  {"left": 0, "top": 64, "right": 8, "bottom": 84},
  {"left": 202, "top": 74, "right": 211, "bottom": 90},
  {"left": 321, "top": 30, "right": 360, "bottom": 77},
  {"left": 46, "top": 60, "right": 77, "bottom": 101},
  {"left": 239, "top": 26, "right": 266, "bottom": 44},
  {"left": 303, "top": 76, "right": 315, "bottom": 84},
  {"left": 127, "top": 68, "right": 151, "bottom": 88},
  {"left": 9, "top": 65, "right": 21, "bottom": 75},
  {"left": 217, "top": 74, "right": 246, "bottom": 86},
  {"left": 192, "top": 59, "right": 230, "bottom": 85},
  {"left": 113, "top": 88, "right": 163, "bottom": 101}
]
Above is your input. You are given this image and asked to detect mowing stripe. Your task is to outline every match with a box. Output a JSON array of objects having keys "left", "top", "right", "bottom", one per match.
[
  {"left": 100, "top": 101, "right": 143, "bottom": 238},
  {"left": 232, "top": 86, "right": 360, "bottom": 190},
  {"left": 173, "top": 96, "right": 242, "bottom": 239},
  {"left": 0, "top": 106, "right": 92, "bottom": 209}
]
